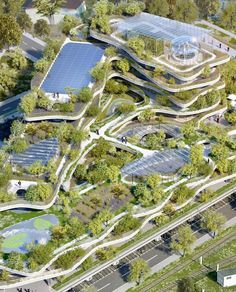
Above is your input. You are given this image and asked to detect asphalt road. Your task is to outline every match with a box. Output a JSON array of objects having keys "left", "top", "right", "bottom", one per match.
[
  {"left": 20, "top": 34, "right": 45, "bottom": 60},
  {"left": 72, "top": 194, "right": 236, "bottom": 292}
]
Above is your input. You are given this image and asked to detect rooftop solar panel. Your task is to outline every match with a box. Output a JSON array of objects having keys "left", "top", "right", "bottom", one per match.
[
  {"left": 11, "top": 138, "right": 59, "bottom": 167},
  {"left": 41, "top": 42, "right": 104, "bottom": 94},
  {"left": 122, "top": 149, "right": 189, "bottom": 176}
]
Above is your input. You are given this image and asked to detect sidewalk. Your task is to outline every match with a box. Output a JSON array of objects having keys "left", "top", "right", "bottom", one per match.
[{"left": 197, "top": 20, "right": 236, "bottom": 40}]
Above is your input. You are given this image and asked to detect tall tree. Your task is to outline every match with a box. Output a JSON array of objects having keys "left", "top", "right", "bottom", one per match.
[
  {"left": 171, "top": 225, "right": 196, "bottom": 256},
  {"left": 195, "top": 0, "right": 220, "bottom": 19},
  {"left": 33, "top": 0, "right": 66, "bottom": 24},
  {"left": 17, "top": 12, "right": 33, "bottom": 31},
  {"left": 34, "top": 19, "right": 50, "bottom": 37},
  {"left": 0, "top": 0, "right": 24, "bottom": 16},
  {"left": 201, "top": 210, "right": 226, "bottom": 237},
  {"left": 220, "top": 2, "right": 236, "bottom": 31},
  {"left": 146, "top": 0, "right": 169, "bottom": 17},
  {"left": 129, "top": 259, "right": 150, "bottom": 285},
  {"left": 171, "top": 0, "right": 199, "bottom": 23},
  {"left": 0, "top": 15, "right": 22, "bottom": 49}
]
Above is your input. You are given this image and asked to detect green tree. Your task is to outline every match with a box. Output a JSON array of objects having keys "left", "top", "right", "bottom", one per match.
[
  {"left": 190, "top": 144, "right": 203, "bottom": 166},
  {"left": 33, "top": 0, "right": 66, "bottom": 24},
  {"left": 7, "top": 252, "right": 24, "bottom": 270},
  {"left": 20, "top": 92, "right": 37, "bottom": 114},
  {"left": 0, "top": 269, "right": 9, "bottom": 281},
  {"left": 61, "top": 15, "right": 80, "bottom": 35},
  {"left": 106, "top": 165, "right": 120, "bottom": 182},
  {"left": 86, "top": 105, "right": 100, "bottom": 117},
  {"left": 25, "top": 183, "right": 53, "bottom": 202},
  {"left": 34, "top": 19, "right": 50, "bottom": 37},
  {"left": 11, "top": 138, "right": 28, "bottom": 153},
  {"left": 0, "top": 15, "right": 22, "bottom": 49},
  {"left": 96, "top": 247, "right": 116, "bottom": 260},
  {"left": 7, "top": 49, "right": 27, "bottom": 70},
  {"left": 28, "top": 161, "right": 45, "bottom": 176},
  {"left": 181, "top": 163, "right": 197, "bottom": 178},
  {"left": 74, "top": 164, "right": 87, "bottom": 181},
  {"left": 37, "top": 94, "right": 51, "bottom": 110},
  {"left": 211, "top": 143, "right": 229, "bottom": 161},
  {"left": 17, "top": 12, "right": 33, "bottom": 31},
  {"left": 221, "top": 60, "right": 236, "bottom": 94},
  {"left": 171, "top": 184, "right": 194, "bottom": 205},
  {"left": 201, "top": 210, "right": 226, "bottom": 237},
  {"left": 147, "top": 174, "right": 161, "bottom": 190},
  {"left": 105, "top": 80, "right": 128, "bottom": 94},
  {"left": 127, "top": 37, "right": 145, "bottom": 57},
  {"left": 34, "top": 58, "right": 49, "bottom": 73},
  {"left": 77, "top": 87, "right": 93, "bottom": 102},
  {"left": 71, "top": 129, "right": 87, "bottom": 145},
  {"left": 90, "top": 61, "right": 111, "bottom": 81},
  {"left": 172, "top": 0, "right": 199, "bottom": 23},
  {"left": 88, "top": 218, "right": 103, "bottom": 236},
  {"left": 67, "top": 217, "right": 85, "bottom": 238},
  {"left": 171, "top": 225, "right": 196, "bottom": 256},
  {"left": 129, "top": 258, "right": 150, "bottom": 285},
  {"left": 118, "top": 103, "right": 136, "bottom": 114},
  {"left": 202, "top": 65, "right": 211, "bottom": 78},
  {"left": 138, "top": 109, "right": 155, "bottom": 122},
  {"left": 146, "top": 0, "right": 169, "bottom": 16},
  {"left": 116, "top": 58, "right": 130, "bottom": 73},
  {"left": 0, "top": 0, "right": 24, "bottom": 16},
  {"left": 81, "top": 256, "right": 93, "bottom": 271},
  {"left": 220, "top": 2, "right": 236, "bottom": 31},
  {"left": 29, "top": 244, "right": 53, "bottom": 265},
  {"left": 10, "top": 120, "right": 25, "bottom": 137},
  {"left": 113, "top": 214, "right": 141, "bottom": 235},
  {"left": 125, "top": 2, "right": 142, "bottom": 16},
  {"left": 225, "top": 112, "right": 236, "bottom": 125},
  {"left": 146, "top": 131, "right": 166, "bottom": 150},
  {"left": 195, "top": 0, "right": 220, "bottom": 19}
]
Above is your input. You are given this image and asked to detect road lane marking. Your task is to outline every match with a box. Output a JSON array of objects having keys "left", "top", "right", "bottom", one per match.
[
  {"left": 147, "top": 254, "right": 158, "bottom": 262},
  {"left": 122, "top": 270, "right": 130, "bottom": 277},
  {"left": 97, "top": 283, "right": 111, "bottom": 291}
]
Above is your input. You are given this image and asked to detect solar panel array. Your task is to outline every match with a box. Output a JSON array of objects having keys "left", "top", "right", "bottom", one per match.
[
  {"left": 116, "top": 12, "right": 211, "bottom": 42},
  {"left": 41, "top": 43, "right": 104, "bottom": 94},
  {"left": 119, "top": 124, "right": 181, "bottom": 139},
  {"left": 121, "top": 148, "right": 189, "bottom": 176},
  {"left": 11, "top": 138, "right": 59, "bottom": 168}
]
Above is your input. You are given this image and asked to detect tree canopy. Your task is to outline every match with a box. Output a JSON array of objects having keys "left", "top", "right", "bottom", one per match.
[
  {"left": 33, "top": 0, "right": 66, "bottom": 24},
  {"left": 0, "top": 15, "right": 22, "bottom": 49}
]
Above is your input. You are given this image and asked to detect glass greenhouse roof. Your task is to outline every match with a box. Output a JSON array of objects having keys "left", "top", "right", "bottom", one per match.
[{"left": 115, "top": 13, "right": 211, "bottom": 42}]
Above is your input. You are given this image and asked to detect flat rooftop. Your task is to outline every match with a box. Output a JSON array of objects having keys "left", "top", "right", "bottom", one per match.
[
  {"left": 115, "top": 12, "right": 211, "bottom": 42},
  {"left": 41, "top": 42, "right": 104, "bottom": 94}
]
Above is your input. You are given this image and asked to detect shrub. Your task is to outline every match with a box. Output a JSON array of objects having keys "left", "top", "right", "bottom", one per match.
[
  {"left": 25, "top": 183, "right": 53, "bottom": 202},
  {"left": 113, "top": 214, "right": 141, "bottom": 235}
]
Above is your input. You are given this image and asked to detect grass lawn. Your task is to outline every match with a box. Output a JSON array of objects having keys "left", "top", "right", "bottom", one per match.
[
  {"left": 33, "top": 218, "right": 54, "bottom": 230},
  {"left": 2, "top": 232, "right": 27, "bottom": 249},
  {"left": 196, "top": 270, "right": 236, "bottom": 292}
]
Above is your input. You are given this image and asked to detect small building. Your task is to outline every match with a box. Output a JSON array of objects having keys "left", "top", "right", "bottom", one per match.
[{"left": 217, "top": 268, "right": 236, "bottom": 287}]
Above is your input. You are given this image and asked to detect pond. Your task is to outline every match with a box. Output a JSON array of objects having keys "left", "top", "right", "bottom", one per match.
[{"left": 0, "top": 214, "right": 59, "bottom": 254}]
